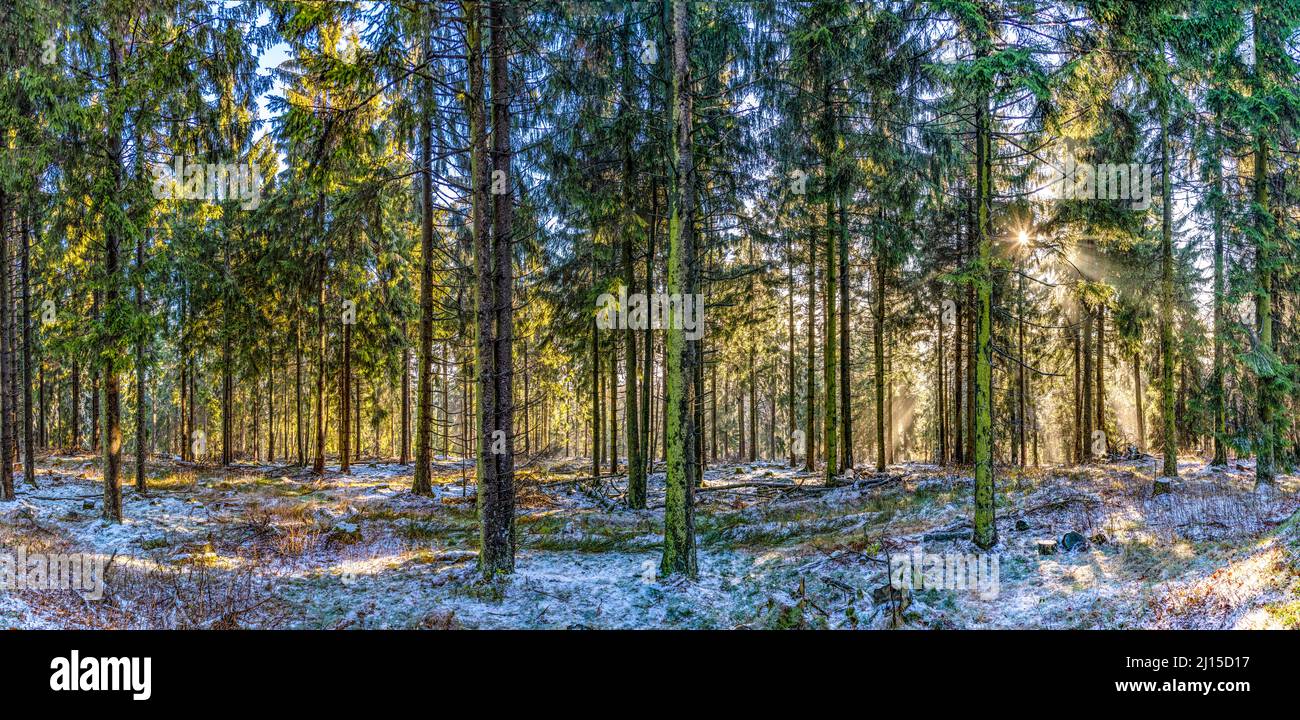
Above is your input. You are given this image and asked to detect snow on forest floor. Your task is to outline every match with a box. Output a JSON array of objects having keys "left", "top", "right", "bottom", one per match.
[{"left": 2, "top": 452, "right": 1299, "bottom": 629}]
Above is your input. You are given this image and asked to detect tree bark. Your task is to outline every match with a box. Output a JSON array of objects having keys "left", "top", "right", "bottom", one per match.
[
  {"left": 972, "top": 32, "right": 996, "bottom": 548},
  {"left": 661, "top": 0, "right": 698, "bottom": 579},
  {"left": 412, "top": 8, "right": 437, "bottom": 493},
  {"left": 1156, "top": 103, "right": 1177, "bottom": 489},
  {"left": 482, "top": 0, "right": 517, "bottom": 576},
  {"left": 101, "top": 35, "right": 125, "bottom": 522}
]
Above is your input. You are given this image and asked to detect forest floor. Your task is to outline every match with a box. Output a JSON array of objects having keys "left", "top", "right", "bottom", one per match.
[{"left": 2, "top": 452, "right": 1299, "bottom": 629}]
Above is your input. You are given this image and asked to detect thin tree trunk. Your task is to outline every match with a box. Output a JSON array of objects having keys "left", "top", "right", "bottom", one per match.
[
  {"left": 1082, "top": 304, "right": 1093, "bottom": 462},
  {"left": 295, "top": 317, "right": 303, "bottom": 465},
  {"left": 135, "top": 224, "right": 147, "bottom": 490},
  {"left": 313, "top": 196, "right": 326, "bottom": 476},
  {"left": 621, "top": 13, "right": 644, "bottom": 507},
  {"left": 972, "top": 35, "right": 996, "bottom": 548},
  {"left": 401, "top": 341, "right": 411, "bottom": 464},
  {"left": 838, "top": 173, "right": 852, "bottom": 473},
  {"left": 1096, "top": 304, "right": 1105, "bottom": 453},
  {"left": 1134, "top": 353, "right": 1145, "bottom": 453},
  {"left": 340, "top": 316, "right": 351, "bottom": 473},
  {"left": 805, "top": 223, "right": 817, "bottom": 473},
  {"left": 1017, "top": 271, "right": 1026, "bottom": 466},
  {"left": 0, "top": 189, "right": 11, "bottom": 501},
  {"left": 1210, "top": 114, "right": 1227, "bottom": 466},
  {"left": 787, "top": 234, "right": 796, "bottom": 467},
  {"left": 874, "top": 225, "right": 886, "bottom": 473}
]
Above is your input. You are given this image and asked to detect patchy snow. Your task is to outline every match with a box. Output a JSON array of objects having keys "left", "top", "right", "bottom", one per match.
[{"left": 2, "top": 453, "right": 1297, "bottom": 629}]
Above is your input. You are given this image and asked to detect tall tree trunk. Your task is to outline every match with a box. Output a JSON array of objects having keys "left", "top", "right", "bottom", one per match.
[
  {"left": 1017, "top": 271, "right": 1026, "bottom": 466},
  {"left": 135, "top": 225, "right": 147, "bottom": 491},
  {"left": 70, "top": 360, "right": 80, "bottom": 452},
  {"left": 190, "top": 355, "right": 198, "bottom": 461},
  {"left": 101, "top": 36, "right": 125, "bottom": 522},
  {"left": 937, "top": 300, "right": 947, "bottom": 464},
  {"left": 90, "top": 311, "right": 99, "bottom": 455},
  {"left": 954, "top": 290, "right": 964, "bottom": 464},
  {"left": 738, "top": 374, "right": 746, "bottom": 459},
  {"left": 39, "top": 361, "right": 47, "bottom": 452},
  {"left": 0, "top": 189, "right": 11, "bottom": 501},
  {"left": 401, "top": 342, "right": 411, "bottom": 464},
  {"left": 313, "top": 197, "right": 326, "bottom": 476},
  {"left": 19, "top": 211, "right": 34, "bottom": 487},
  {"left": 787, "top": 235, "right": 796, "bottom": 467},
  {"left": 1134, "top": 352, "right": 1145, "bottom": 453},
  {"left": 805, "top": 224, "right": 817, "bottom": 473},
  {"left": 522, "top": 338, "right": 530, "bottom": 456},
  {"left": 621, "top": 14, "right": 644, "bottom": 507},
  {"left": 972, "top": 36, "right": 996, "bottom": 548},
  {"left": 1072, "top": 324, "right": 1080, "bottom": 463},
  {"left": 295, "top": 317, "right": 304, "bottom": 465},
  {"left": 1253, "top": 135, "right": 1275, "bottom": 487},
  {"left": 222, "top": 335, "right": 232, "bottom": 466},
  {"left": 887, "top": 348, "right": 894, "bottom": 464},
  {"left": 1210, "top": 115, "right": 1227, "bottom": 467},
  {"left": 591, "top": 319, "right": 601, "bottom": 479},
  {"left": 440, "top": 340, "right": 450, "bottom": 456},
  {"left": 340, "top": 319, "right": 351, "bottom": 473},
  {"left": 268, "top": 352, "right": 275, "bottom": 462},
  {"left": 481, "top": 0, "right": 517, "bottom": 576},
  {"left": 748, "top": 353, "right": 756, "bottom": 463},
  {"left": 608, "top": 340, "right": 618, "bottom": 475},
  {"left": 412, "top": 11, "right": 437, "bottom": 493},
  {"left": 838, "top": 173, "right": 852, "bottom": 472},
  {"left": 641, "top": 182, "right": 655, "bottom": 479},
  {"left": 874, "top": 230, "right": 885, "bottom": 472},
  {"left": 709, "top": 362, "right": 717, "bottom": 462},
  {"left": 1082, "top": 304, "right": 1093, "bottom": 462},
  {"left": 1156, "top": 103, "right": 1177, "bottom": 490},
  {"left": 820, "top": 74, "right": 838, "bottom": 485},
  {"left": 1095, "top": 304, "right": 1105, "bottom": 453},
  {"left": 660, "top": 0, "right": 698, "bottom": 579}
]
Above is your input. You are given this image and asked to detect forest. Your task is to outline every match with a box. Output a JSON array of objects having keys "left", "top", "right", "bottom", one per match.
[{"left": 1, "top": 0, "right": 1299, "bottom": 630}]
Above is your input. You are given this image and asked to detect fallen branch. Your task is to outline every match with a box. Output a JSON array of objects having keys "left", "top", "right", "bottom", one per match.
[
  {"left": 537, "top": 473, "right": 625, "bottom": 488},
  {"left": 696, "top": 480, "right": 831, "bottom": 493}
]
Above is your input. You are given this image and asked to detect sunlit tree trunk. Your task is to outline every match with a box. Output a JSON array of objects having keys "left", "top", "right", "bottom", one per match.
[
  {"left": 805, "top": 222, "right": 817, "bottom": 473},
  {"left": 787, "top": 235, "right": 796, "bottom": 467},
  {"left": 0, "top": 189, "right": 11, "bottom": 501},
  {"left": 1017, "top": 270, "right": 1026, "bottom": 466},
  {"left": 660, "top": 0, "right": 698, "bottom": 579},
  {"left": 101, "top": 34, "right": 125, "bottom": 522},
  {"left": 413, "top": 12, "right": 436, "bottom": 494},
  {"left": 838, "top": 174, "right": 852, "bottom": 475},
  {"left": 1096, "top": 305, "right": 1106, "bottom": 454},
  {"left": 312, "top": 194, "right": 326, "bottom": 476},
  {"left": 1133, "top": 352, "right": 1145, "bottom": 452},
  {"left": 339, "top": 316, "right": 351, "bottom": 474},
  {"left": 972, "top": 31, "right": 996, "bottom": 548},
  {"left": 874, "top": 217, "right": 886, "bottom": 473},
  {"left": 400, "top": 341, "right": 410, "bottom": 464},
  {"left": 135, "top": 223, "right": 147, "bottom": 491}
]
